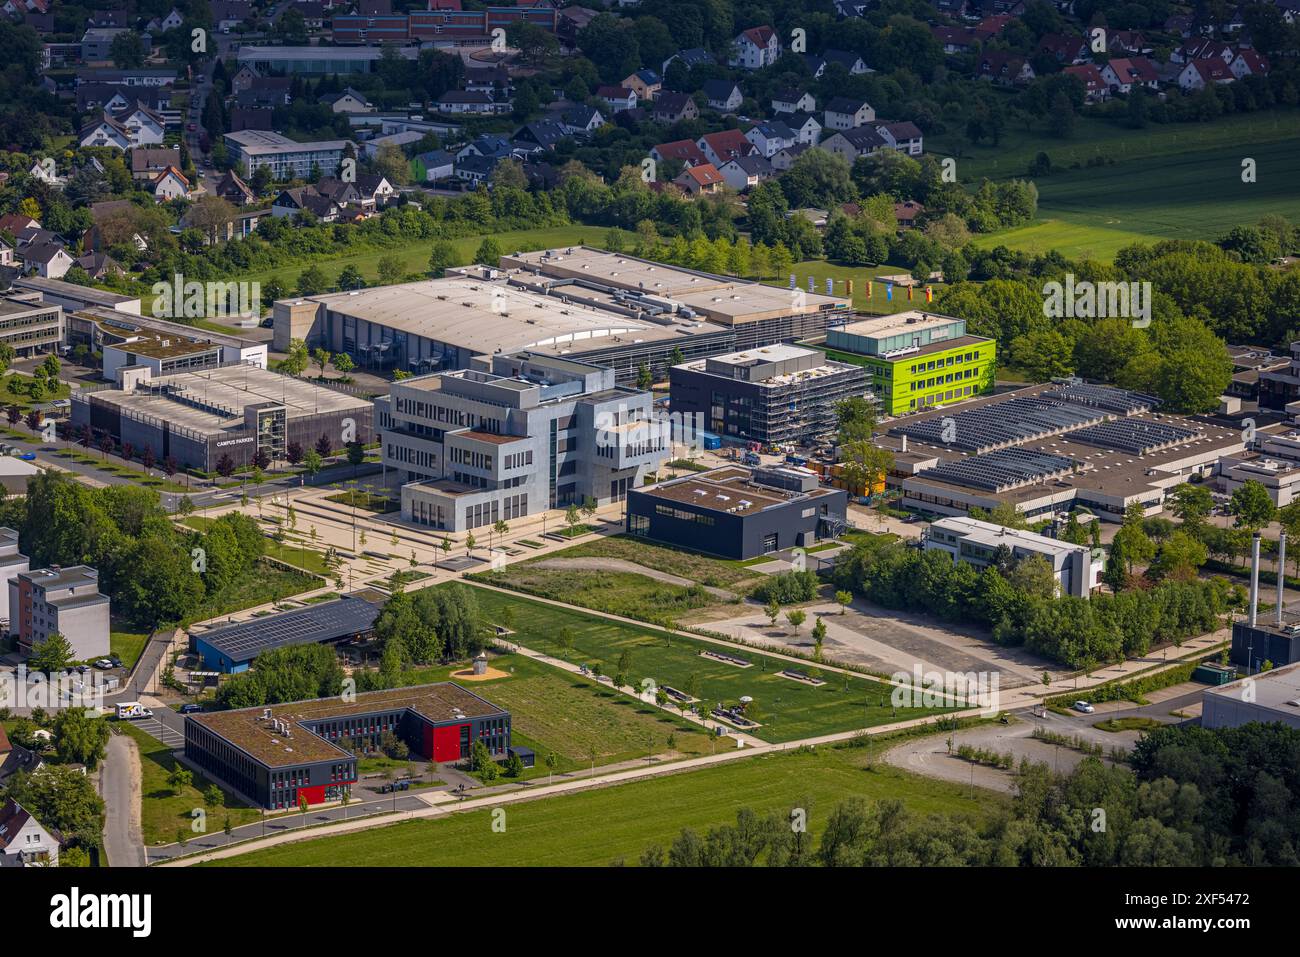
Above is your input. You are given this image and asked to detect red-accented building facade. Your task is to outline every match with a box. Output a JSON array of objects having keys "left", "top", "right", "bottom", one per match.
[{"left": 184, "top": 683, "right": 510, "bottom": 809}]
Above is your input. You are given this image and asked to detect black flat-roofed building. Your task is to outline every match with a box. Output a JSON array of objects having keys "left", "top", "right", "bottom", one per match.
[
  {"left": 184, "top": 683, "right": 510, "bottom": 809},
  {"left": 625, "top": 464, "right": 848, "bottom": 559},
  {"left": 669, "top": 344, "right": 868, "bottom": 446},
  {"left": 1230, "top": 616, "right": 1300, "bottom": 671},
  {"left": 191, "top": 593, "right": 382, "bottom": 673}
]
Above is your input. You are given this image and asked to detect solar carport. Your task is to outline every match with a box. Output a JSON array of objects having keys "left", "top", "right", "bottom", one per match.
[{"left": 191, "top": 594, "right": 383, "bottom": 673}]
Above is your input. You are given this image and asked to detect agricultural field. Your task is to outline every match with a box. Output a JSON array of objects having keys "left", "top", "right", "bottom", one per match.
[
  {"left": 968, "top": 219, "right": 1156, "bottom": 263},
  {"left": 404, "top": 654, "right": 716, "bottom": 780},
  {"left": 209, "top": 734, "right": 998, "bottom": 867},
  {"left": 461, "top": 584, "right": 953, "bottom": 742}
]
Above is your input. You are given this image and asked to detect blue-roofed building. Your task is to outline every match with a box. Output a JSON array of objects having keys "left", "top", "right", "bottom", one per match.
[{"left": 190, "top": 594, "right": 383, "bottom": 673}]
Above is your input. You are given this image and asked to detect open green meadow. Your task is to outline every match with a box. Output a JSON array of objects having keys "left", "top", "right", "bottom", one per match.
[
  {"left": 208, "top": 736, "right": 999, "bottom": 866},
  {"left": 240, "top": 224, "right": 599, "bottom": 289},
  {"left": 459, "top": 584, "right": 952, "bottom": 742},
  {"left": 405, "top": 654, "right": 716, "bottom": 779},
  {"left": 969, "top": 218, "right": 1157, "bottom": 262}
]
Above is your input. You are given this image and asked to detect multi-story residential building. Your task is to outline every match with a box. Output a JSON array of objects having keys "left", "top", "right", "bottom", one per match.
[
  {"left": 729, "top": 25, "right": 781, "bottom": 69},
  {"left": 669, "top": 345, "right": 868, "bottom": 446},
  {"left": 0, "top": 295, "right": 64, "bottom": 357},
  {"left": 185, "top": 683, "right": 513, "bottom": 810},
  {"left": 922, "top": 516, "right": 1103, "bottom": 598},
  {"left": 816, "top": 311, "right": 996, "bottom": 416},
  {"left": 377, "top": 353, "right": 669, "bottom": 531},
  {"left": 9, "top": 566, "right": 111, "bottom": 661},
  {"left": 224, "top": 130, "right": 353, "bottom": 181}
]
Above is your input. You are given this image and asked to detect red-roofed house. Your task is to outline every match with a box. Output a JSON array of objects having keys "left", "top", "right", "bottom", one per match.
[
  {"left": 596, "top": 85, "right": 637, "bottom": 113},
  {"left": 696, "top": 129, "right": 756, "bottom": 167},
  {"left": 1229, "top": 48, "right": 1270, "bottom": 79},
  {"left": 1038, "top": 33, "right": 1090, "bottom": 64},
  {"left": 0, "top": 798, "right": 60, "bottom": 867},
  {"left": 1063, "top": 63, "right": 1110, "bottom": 102},
  {"left": 673, "top": 162, "right": 725, "bottom": 196},
  {"left": 651, "top": 138, "right": 709, "bottom": 168},
  {"left": 1179, "top": 57, "right": 1235, "bottom": 90},
  {"left": 1101, "top": 57, "right": 1160, "bottom": 93},
  {"left": 730, "top": 25, "right": 781, "bottom": 69}
]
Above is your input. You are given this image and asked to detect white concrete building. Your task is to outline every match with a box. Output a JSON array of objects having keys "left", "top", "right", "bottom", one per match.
[{"left": 922, "top": 515, "right": 1103, "bottom": 598}]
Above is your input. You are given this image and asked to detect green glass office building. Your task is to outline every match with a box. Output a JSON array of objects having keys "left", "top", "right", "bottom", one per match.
[{"left": 813, "top": 311, "right": 996, "bottom": 417}]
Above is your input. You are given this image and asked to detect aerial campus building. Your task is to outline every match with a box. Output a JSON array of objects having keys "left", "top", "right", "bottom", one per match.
[
  {"left": 814, "top": 311, "right": 996, "bottom": 417},
  {"left": 184, "top": 683, "right": 511, "bottom": 809},
  {"left": 875, "top": 381, "right": 1247, "bottom": 523},
  {"left": 1201, "top": 661, "right": 1300, "bottom": 731},
  {"left": 8, "top": 565, "right": 110, "bottom": 661},
  {"left": 0, "top": 294, "right": 64, "bottom": 358},
  {"left": 72, "top": 363, "right": 373, "bottom": 472},
  {"left": 376, "top": 352, "right": 669, "bottom": 530},
  {"left": 273, "top": 248, "right": 851, "bottom": 385},
  {"left": 921, "top": 515, "right": 1103, "bottom": 598},
  {"left": 189, "top": 593, "right": 383, "bottom": 673},
  {"left": 625, "top": 465, "right": 848, "bottom": 559},
  {"left": 668, "top": 344, "right": 868, "bottom": 446}
]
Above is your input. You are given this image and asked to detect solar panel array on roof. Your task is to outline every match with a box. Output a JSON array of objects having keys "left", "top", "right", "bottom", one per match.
[
  {"left": 922, "top": 447, "right": 1078, "bottom": 492},
  {"left": 890, "top": 396, "right": 1105, "bottom": 452},
  {"left": 1040, "top": 382, "right": 1158, "bottom": 414},
  {"left": 1064, "top": 419, "right": 1200, "bottom": 455},
  {"left": 196, "top": 595, "right": 381, "bottom": 665}
]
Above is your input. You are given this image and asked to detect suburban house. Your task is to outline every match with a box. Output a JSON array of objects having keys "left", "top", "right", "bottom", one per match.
[
  {"left": 1063, "top": 63, "right": 1110, "bottom": 103},
  {"left": 877, "top": 121, "right": 924, "bottom": 156},
  {"left": 1101, "top": 57, "right": 1160, "bottom": 93},
  {"left": 622, "top": 69, "right": 662, "bottom": 100},
  {"left": 213, "top": 169, "right": 256, "bottom": 205},
  {"left": 823, "top": 97, "right": 875, "bottom": 131},
  {"left": 729, "top": 25, "right": 781, "bottom": 70},
  {"left": 1229, "top": 48, "right": 1270, "bottom": 78},
  {"left": 771, "top": 142, "right": 811, "bottom": 171},
  {"left": 321, "top": 88, "right": 375, "bottom": 113},
  {"left": 805, "top": 48, "right": 869, "bottom": 77},
  {"left": 151, "top": 166, "right": 190, "bottom": 202},
  {"left": 18, "top": 242, "right": 74, "bottom": 279},
  {"left": 651, "top": 91, "right": 698, "bottom": 124},
  {"left": 75, "top": 251, "right": 123, "bottom": 280},
  {"left": 697, "top": 129, "right": 756, "bottom": 166},
  {"left": 785, "top": 112, "right": 822, "bottom": 146},
  {"left": 597, "top": 85, "right": 638, "bottom": 113},
  {"left": 819, "top": 125, "right": 887, "bottom": 161},
  {"left": 651, "top": 138, "right": 709, "bottom": 167},
  {"left": 894, "top": 200, "right": 925, "bottom": 230},
  {"left": 78, "top": 114, "right": 132, "bottom": 150},
  {"left": 702, "top": 79, "right": 743, "bottom": 112},
  {"left": 717, "top": 154, "right": 774, "bottom": 192},
  {"left": 772, "top": 89, "right": 816, "bottom": 114},
  {"left": 130, "top": 146, "right": 180, "bottom": 181},
  {"left": 554, "top": 103, "right": 604, "bottom": 135},
  {"left": 1038, "top": 33, "right": 1091, "bottom": 64},
  {"left": 1178, "top": 58, "right": 1235, "bottom": 90},
  {"left": 112, "top": 103, "right": 166, "bottom": 146},
  {"left": 977, "top": 52, "right": 1035, "bottom": 86},
  {"left": 673, "top": 163, "right": 725, "bottom": 195},
  {"left": 413, "top": 149, "right": 455, "bottom": 182},
  {"left": 662, "top": 47, "right": 715, "bottom": 72},
  {"left": 271, "top": 187, "right": 342, "bottom": 222},
  {"left": 437, "top": 90, "right": 505, "bottom": 115},
  {"left": 745, "top": 120, "right": 797, "bottom": 158},
  {"left": 0, "top": 798, "right": 60, "bottom": 867}
]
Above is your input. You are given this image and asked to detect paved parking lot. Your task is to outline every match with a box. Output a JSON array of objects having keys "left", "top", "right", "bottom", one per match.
[{"left": 130, "top": 715, "right": 184, "bottom": 749}]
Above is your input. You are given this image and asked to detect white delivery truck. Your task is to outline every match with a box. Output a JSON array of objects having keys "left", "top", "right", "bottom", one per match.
[{"left": 115, "top": 701, "right": 152, "bottom": 720}]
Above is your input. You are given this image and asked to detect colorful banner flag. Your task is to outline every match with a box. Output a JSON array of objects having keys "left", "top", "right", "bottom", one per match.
[
  {"left": 907, "top": 284, "right": 914, "bottom": 301},
  {"left": 808, "top": 276, "right": 816, "bottom": 292},
  {"left": 925, "top": 285, "right": 933, "bottom": 303},
  {"left": 825, "top": 278, "right": 834, "bottom": 296},
  {"left": 866, "top": 281, "right": 872, "bottom": 300},
  {"left": 789, "top": 274, "right": 796, "bottom": 289},
  {"left": 885, "top": 282, "right": 893, "bottom": 301}
]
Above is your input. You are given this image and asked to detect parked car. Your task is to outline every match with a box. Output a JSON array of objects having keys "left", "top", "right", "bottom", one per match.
[
  {"left": 109, "top": 654, "right": 122, "bottom": 667},
  {"left": 93, "top": 659, "right": 113, "bottom": 669},
  {"left": 1072, "top": 700, "right": 1095, "bottom": 714},
  {"left": 179, "top": 703, "right": 202, "bottom": 714},
  {"left": 75, "top": 664, "right": 90, "bottom": 673},
  {"left": 18, "top": 452, "right": 36, "bottom": 461}
]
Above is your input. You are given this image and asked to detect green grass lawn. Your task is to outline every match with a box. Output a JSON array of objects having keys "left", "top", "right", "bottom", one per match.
[
  {"left": 928, "top": 110, "right": 1300, "bottom": 183},
  {"left": 771, "top": 259, "right": 945, "bottom": 313},
  {"left": 208, "top": 734, "right": 999, "bottom": 866},
  {"left": 117, "top": 723, "right": 261, "bottom": 846},
  {"left": 969, "top": 218, "right": 1157, "bottom": 262},
  {"left": 239, "top": 225, "right": 600, "bottom": 290},
  {"left": 535, "top": 535, "right": 765, "bottom": 588},
  {"left": 0, "top": 373, "right": 71, "bottom": 412},
  {"left": 473, "top": 566, "right": 728, "bottom": 621},
  {"left": 403, "top": 654, "right": 716, "bottom": 781},
  {"left": 109, "top": 627, "right": 150, "bottom": 670},
  {"left": 460, "top": 585, "right": 952, "bottom": 742}
]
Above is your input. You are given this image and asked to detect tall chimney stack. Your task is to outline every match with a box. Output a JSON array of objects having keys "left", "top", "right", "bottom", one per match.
[
  {"left": 1248, "top": 533, "right": 1262, "bottom": 627},
  {"left": 1278, "top": 530, "right": 1287, "bottom": 626}
]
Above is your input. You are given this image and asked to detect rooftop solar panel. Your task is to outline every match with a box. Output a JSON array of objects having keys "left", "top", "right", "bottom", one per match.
[
  {"left": 922, "top": 447, "right": 1078, "bottom": 491},
  {"left": 196, "top": 595, "right": 382, "bottom": 664},
  {"left": 1065, "top": 419, "right": 1199, "bottom": 455}
]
